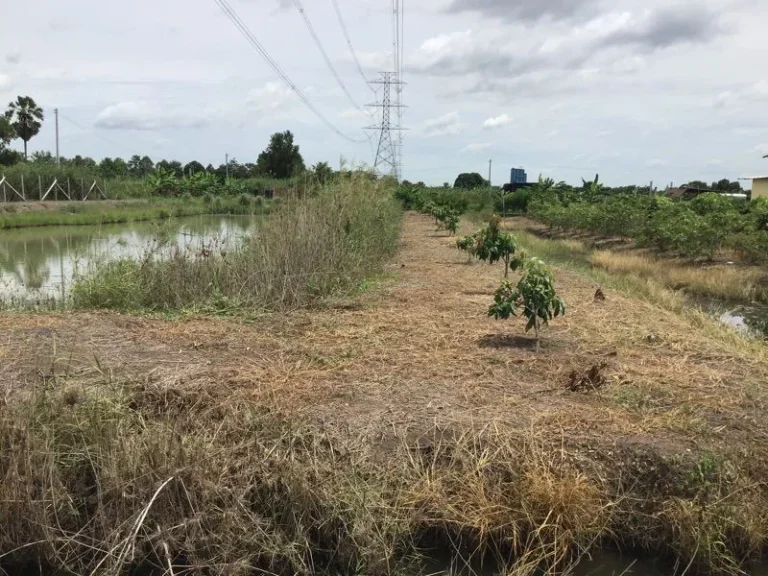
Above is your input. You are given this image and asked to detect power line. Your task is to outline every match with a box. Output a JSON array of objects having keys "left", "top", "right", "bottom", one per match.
[
  {"left": 292, "top": 0, "right": 367, "bottom": 115},
  {"left": 214, "top": 0, "right": 365, "bottom": 144},
  {"left": 58, "top": 113, "right": 134, "bottom": 156},
  {"left": 329, "top": 0, "right": 375, "bottom": 93}
]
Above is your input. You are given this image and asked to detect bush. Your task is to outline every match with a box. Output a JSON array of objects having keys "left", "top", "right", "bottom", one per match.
[
  {"left": 72, "top": 176, "right": 402, "bottom": 311},
  {"left": 210, "top": 197, "right": 224, "bottom": 213},
  {"left": 498, "top": 189, "right": 532, "bottom": 215}
]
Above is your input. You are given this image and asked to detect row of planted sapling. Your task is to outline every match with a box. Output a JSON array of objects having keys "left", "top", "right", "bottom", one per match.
[{"left": 457, "top": 215, "right": 566, "bottom": 352}]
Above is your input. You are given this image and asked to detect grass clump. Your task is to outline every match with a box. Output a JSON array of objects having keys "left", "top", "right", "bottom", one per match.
[
  {"left": 2, "top": 378, "right": 765, "bottom": 576},
  {"left": 590, "top": 250, "right": 768, "bottom": 303},
  {"left": 71, "top": 175, "right": 402, "bottom": 312}
]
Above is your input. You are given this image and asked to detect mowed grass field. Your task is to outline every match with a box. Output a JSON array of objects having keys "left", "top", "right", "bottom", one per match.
[{"left": 2, "top": 213, "right": 768, "bottom": 575}]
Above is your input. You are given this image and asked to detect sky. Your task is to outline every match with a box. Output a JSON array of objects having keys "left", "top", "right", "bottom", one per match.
[{"left": 1, "top": 0, "right": 767, "bottom": 187}]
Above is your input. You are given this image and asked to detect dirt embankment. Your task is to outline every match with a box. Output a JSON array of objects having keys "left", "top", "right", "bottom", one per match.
[{"left": 2, "top": 213, "right": 768, "bottom": 575}]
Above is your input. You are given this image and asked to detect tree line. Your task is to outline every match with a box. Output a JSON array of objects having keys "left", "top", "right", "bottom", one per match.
[
  {"left": 0, "top": 94, "right": 334, "bottom": 183},
  {"left": 0, "top": 96, "right": 45, "bottom": 164},
  {"left": 4, "top": 129, "right": 322, "bottom": 182}
]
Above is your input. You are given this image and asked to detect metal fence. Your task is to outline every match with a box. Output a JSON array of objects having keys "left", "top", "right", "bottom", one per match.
[{"left": 0, "top": 174, "right": 107, "bottom": 202}]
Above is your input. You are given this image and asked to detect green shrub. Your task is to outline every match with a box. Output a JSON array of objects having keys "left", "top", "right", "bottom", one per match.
[{"left": 71, "top": 176, "right": 402, "bottom": 312}]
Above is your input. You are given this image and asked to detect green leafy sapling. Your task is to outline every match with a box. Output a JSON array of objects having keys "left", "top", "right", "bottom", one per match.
[
  {"left": 474, "top": 215, "right": 520, "bottom": 278},
  {"left": 488, "top": 257, "right": 566, "bottom": 353}
]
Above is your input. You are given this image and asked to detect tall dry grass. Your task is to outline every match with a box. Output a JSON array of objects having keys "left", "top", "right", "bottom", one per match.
[
  {"left": 590, "top": 250, "right": 768, "bottom": 303},
  {"left": 71, "top": 175, "right": 402, "bottom": 312},
  {"left": 2, "top": 375, "right": 766, "bottom": 575}
]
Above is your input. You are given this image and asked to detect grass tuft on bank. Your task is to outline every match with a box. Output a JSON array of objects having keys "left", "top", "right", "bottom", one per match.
[{"left": 70, "top": 176, "right": 402, "bottom": 312}]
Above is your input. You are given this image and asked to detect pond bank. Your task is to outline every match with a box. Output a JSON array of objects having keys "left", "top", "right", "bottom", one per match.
[
  {"left": 2, "top": 213, "right": 768, "bottom": 575},
  {"left": 0, "top": 196, "right": 269, "bottom": 230},
  {"left": 505, "top": 217, "right": 768, "bottom": 338}
]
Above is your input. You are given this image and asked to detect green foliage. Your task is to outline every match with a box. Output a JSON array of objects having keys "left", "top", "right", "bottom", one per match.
[
  {"left": 458, "top": 215, "right": 520, "bottom": 277},
  {"left": 311, "top": 161, "right": 334, "bottom": 185},
  {"left": 71, "top": 176, "right": 402, "bottom": 312},
  {"left": 454, "top": 172, "right": 488, "bottom": 190},
  {"left": 128, "top": 155, "right": 154, "bottom": 177},
  {"left": 456, "top": 235, "right": 477, "bottom": 260},
  {"left": 0, "top": 114, "right": 14, "bottom": 147},
  {"left": 256, "top": 130, "right": 305, "bottom": 178},
  {"left": 530, "top": 188, "right": 763, "bottom": 261},
  {"left": 395, "top": 184, "right": 492, "bottom": 214},
  {"left": 497, "top": 189, "right": 532, "bottom": 215},
  {"left": 238, "top": 193, "right": 253, "bottom": 208},
  {"left": 6, "top": 95, "right": 44, "bottom": 159},
  {"left": 183, "top": 160, "right": 205, "bottom": 175},
  {"left": 426, "top": 204, "right": 461, "bottom": 235},
  {"left": 146, "top": 168, "right": 179, "bottom": 196},
  {"left": 488, "top": 258, "right": 565, "bottom": 350}
]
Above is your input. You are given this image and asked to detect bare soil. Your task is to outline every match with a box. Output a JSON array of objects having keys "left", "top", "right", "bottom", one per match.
[{"left": 3, "top": 213, "right": 768, "bottom": 462}]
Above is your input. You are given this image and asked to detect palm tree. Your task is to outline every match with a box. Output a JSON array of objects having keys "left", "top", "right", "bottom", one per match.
[{"left": 7, "top": 96, "right": 44, "bottom": 160}]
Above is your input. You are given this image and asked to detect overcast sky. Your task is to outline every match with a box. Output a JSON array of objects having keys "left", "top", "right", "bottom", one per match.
[{"left": 1, "top": 0, "right": 767, "bottom": 186}]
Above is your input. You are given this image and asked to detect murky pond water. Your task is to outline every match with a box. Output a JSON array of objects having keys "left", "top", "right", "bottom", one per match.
[
  {"left": 0, "top": 215, "right": 257, "bottom": 303},
  {"left": 718, "top": 305, "right": 768, "bottom": 339},
  {"left": 422, "top": 548, "right": 768, "bottom": 576}
]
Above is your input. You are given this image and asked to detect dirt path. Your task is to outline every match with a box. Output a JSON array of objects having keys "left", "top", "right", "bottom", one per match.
[{"left": 2, "top": 213, "right": 768, "bottom": 460}]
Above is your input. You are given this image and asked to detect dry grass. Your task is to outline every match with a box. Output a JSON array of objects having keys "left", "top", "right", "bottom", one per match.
[
  {"left": 2, "top": 213, "right": 768, "bottom": 574},
  {"left": 591, "top": 250, "right": 768, "bottom": 303},
  {"left": 70, "top": 175, "right": 401, "bottom": 312},
  {"left": 506, "top": 216, "right": 768, "bottom": 305}
]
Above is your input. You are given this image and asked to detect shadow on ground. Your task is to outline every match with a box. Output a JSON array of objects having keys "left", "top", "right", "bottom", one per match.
[{"left": 478, "top": 333, "right": 539, "bottom": 350}]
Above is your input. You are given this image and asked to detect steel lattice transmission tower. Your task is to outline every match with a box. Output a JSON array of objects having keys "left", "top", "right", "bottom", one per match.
[{"left": 366, "top": 72, "right": 405, "bottom": 181}]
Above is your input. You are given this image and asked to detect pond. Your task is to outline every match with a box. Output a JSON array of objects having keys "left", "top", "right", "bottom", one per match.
[
  {"left": 718, "top": 305, "right": 768, "bottom": 340},
  {"left": 421, "top": 548, "right": 768, "bottom": 576},
  {"left": 0, "top": 215, "right": 258, "bottom": 304}
]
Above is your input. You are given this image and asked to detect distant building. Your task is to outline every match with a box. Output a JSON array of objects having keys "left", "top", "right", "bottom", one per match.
[
  {"left": 741, "top": 176, "right": 768, "bottom": 199},
  {"left": 510, "top": 168, "right": 527, "bottom": 185}
]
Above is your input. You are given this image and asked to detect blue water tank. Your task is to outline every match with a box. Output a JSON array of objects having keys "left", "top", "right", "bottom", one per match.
[{"left": 510, "top": 168, "right": 527, "bottom": 184}]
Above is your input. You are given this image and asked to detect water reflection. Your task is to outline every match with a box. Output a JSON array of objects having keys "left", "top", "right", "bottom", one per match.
[
  {"left": 0, "top": 215, "right": 257, "bottom": 303},
  {"left": 719, "top": 306, "right": 768, "bottom": 339}
]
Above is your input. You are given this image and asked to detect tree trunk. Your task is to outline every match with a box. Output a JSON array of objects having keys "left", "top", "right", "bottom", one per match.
[
  {"left": 23, "top": 139, "right": 27, "bottom": 160},
  {"left": 504, "top": 257, "right": 509, "bottom": 279},
  {"left": 534, "top": 317, "right": 540, "bottom": 354}
]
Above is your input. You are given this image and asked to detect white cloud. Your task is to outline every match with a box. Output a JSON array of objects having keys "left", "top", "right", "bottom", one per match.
[
  {"left": 753, "top": 143, "right": 768, "bottom": 156},
  {"left": 339, "top": 108, "right": 368, "bottom": 120},
  {"left": 646, "top": 159, "right": 666, "bottom": 167},
  {"left": 95, "top": 101, "right": 208, "bottom": 131},
  {"left": 482, "top": 113, "right": 512, "bottom": 130},
  {"left": 5, "top": 52, "right": 20, "bottom": 65},
  {"left": 419, "top": 112, "right": 465, "bottom": 138},
  {"left": 245, "top": 82, "right": 296, "bottom": 112},
  {"left": 714, "top": 81, "right": 768, "bottom": 109},
  {"left": 0, "top": 74, "right": 12, "bottom": 91},
  {"left": 461, "top": 143, "right": 492, "bottom": 153}
]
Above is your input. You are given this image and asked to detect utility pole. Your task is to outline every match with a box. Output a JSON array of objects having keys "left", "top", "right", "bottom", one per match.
[
  {"left": 225, "top": 153, "right": 229, "bottom": 183},
  {"left": 488, "top": 159, "right": 492, "bottom": 187},
  {"left": 54, "top": 108, "right": 60, "bottom": 167},
  {"left": 366, "top": 72, "right": 406, "bottom": 181}
]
